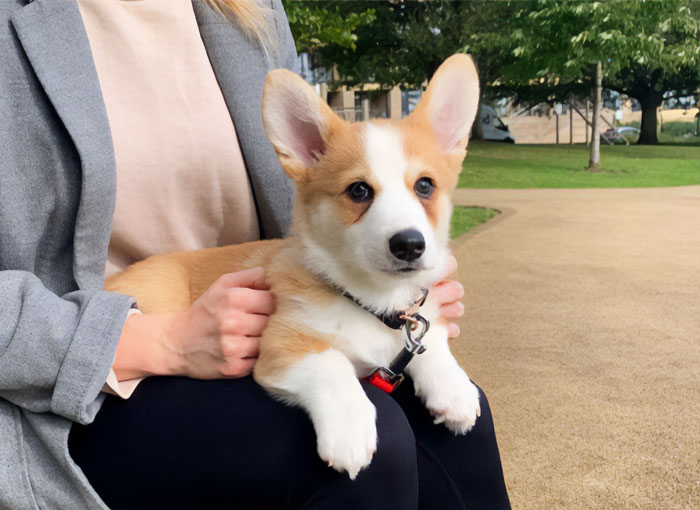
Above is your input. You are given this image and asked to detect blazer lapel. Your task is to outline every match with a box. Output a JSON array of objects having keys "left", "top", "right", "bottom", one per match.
[
  {"left": 11, "top": 0, "right": 116, "bottom": 289},
  {"left": 192, "top": 0, "right": 293, "bottom": 239}
]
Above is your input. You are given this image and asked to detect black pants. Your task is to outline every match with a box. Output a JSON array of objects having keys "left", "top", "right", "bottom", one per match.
[{"left": 69, "top": 376, "right": 510, "bottom": 510}]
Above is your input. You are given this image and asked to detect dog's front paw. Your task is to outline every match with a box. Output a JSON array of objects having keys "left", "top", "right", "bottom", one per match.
[
  {"left": 417, "top": 370, "right": 481, "bottom": 435},
  {"left": 314, "top": 395, "right": 378, "bottom": 479}
]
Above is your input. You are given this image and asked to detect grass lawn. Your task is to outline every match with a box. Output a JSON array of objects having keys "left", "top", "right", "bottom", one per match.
[
  {"left": 460, "top": 142, "right": 700, "bottom": 188},
  {"left": 450, "top": 206, "right": 499, "bottom": 238}
]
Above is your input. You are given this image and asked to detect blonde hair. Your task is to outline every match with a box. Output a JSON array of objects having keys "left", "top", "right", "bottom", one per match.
[{"left": 205, "top": 0, "right": 277, "bottom": 57}]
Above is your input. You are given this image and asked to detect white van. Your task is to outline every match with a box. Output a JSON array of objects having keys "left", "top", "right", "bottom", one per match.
[{"left": 480, "top": 105, "right": 515, "bottom": 143}]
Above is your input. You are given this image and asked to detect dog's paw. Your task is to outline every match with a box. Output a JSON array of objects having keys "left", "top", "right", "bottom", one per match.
[
  {"left": 314, "top": 395, "right": 378, "bottom": 479},
  {"left": 418, "top": 370, "right": 481, "bottom": 435}
]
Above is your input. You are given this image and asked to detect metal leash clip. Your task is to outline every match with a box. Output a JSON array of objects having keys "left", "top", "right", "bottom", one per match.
[
  {"left": 365, "top": 313, "right": 431, "bottom": 394},
  {"left": 365, "top": 291, "right": 431, "bottom": 394},
  {"left": 401, "top": 313, "right": 429, "bottom": 354}
]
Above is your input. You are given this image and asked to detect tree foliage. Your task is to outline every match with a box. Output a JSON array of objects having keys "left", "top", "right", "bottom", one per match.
[
  {"left": 284, "top": 0, "right": 700, "bottom": 144},
  {"left": 499, "top": 0, "right": 700, "bottom": 144},
  {"left": 282, "top": 0, "right": 376, "bottom": 53},
  {"left": 507, "top": 1, "right": 691, "bottom": 78},
  {"left": 311, "top": 1, "right": 518, "bottom": 90}
]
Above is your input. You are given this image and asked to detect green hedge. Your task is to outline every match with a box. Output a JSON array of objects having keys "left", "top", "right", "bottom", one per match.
[{"left": 660, "top": 121, "right": 696, "bottom": 137}]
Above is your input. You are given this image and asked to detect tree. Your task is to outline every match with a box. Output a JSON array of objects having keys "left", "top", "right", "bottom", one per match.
[
  {"left": 311, "top": 1, "right": 520, "bottom": 138},
  {"left": 496, "top": 1, "right": 651, "bottom": 166},
  {"left": 605, "top": 5, "right": 700, "bottom": 144},
  {"left": 285, "top": 0, "right": 700, "bottom": 150},
  {"left": 503, "top": 1, "right": 700, "bottom": 147}
]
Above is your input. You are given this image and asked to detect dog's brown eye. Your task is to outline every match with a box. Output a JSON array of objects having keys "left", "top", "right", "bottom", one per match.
[
  {"left": 346, "top": 181, "right": 373, "bottom": 203},
  {"left": 414, "top": 177, "right": 434, "bottom": 198}
]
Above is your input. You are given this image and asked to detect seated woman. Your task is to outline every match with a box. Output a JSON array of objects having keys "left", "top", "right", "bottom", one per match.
[{"left": 0, "top": 0, "right": 510, "bottom": 508}]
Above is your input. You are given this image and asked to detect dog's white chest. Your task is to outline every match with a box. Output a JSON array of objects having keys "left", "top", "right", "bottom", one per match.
[{"left": 288, "top": 296, "right": 407, "bottom": 376}]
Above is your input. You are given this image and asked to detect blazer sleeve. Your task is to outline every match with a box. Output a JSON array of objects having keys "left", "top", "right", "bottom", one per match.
[{"left": 0, "top": 270, "right": 136, "bottom": 424}]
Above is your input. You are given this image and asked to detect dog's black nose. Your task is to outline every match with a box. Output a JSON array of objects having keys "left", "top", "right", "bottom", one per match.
[{"left": 389, "top": 229, "right": 425, "bottom": 262}]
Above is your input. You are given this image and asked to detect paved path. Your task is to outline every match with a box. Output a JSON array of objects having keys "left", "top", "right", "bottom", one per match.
[{"left": 450, "top": 186, "right": 700, "bottom": 509}]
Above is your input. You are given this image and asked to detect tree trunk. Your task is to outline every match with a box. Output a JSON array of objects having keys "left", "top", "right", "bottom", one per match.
[
  {"left": 588, "top": 61, "right": 602, "bottom": 170},
  {"left": 569, "top": 104, "right": 573, "bottom": 144},
  {"left": 637, "top": 96, "right": 661, "bottom": 145}
]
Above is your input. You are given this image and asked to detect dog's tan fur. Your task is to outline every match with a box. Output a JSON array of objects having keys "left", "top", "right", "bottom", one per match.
[{"left": 105, "top": 237, "right": 337, "bottom": 381}]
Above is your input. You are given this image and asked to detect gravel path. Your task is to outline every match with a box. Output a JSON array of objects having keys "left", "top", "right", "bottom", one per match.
[{"left": 451, "top": 186, "right": 700, "bottom": 509}]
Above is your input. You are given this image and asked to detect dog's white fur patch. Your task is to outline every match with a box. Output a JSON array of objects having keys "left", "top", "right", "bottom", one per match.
[
  {"left": 277, "top": 349, "right": 377, "bottom": 479},
  {"left": 362, "top": 123, "right": 440, "bottom": 271},
  {"left": 288, "top": 294, "right": 405, "bottom": 374},
  {"left": 405, "top": 300, "right": 481, "bottom": 434}
]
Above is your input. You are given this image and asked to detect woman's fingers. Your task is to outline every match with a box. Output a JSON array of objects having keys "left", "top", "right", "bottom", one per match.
[
  {"left": 440, "top": 301, "right": 465, "bottom": 320},
  {"left": 223, "top": 336, "right": 259, "bottom": 378},
  {"left": 446, "top": 322, "right": 461, "bottom": 339},
  {"left": 221, "top": 335, "right": 261, "bottom": 361},
  {"left": 218, "top": 266, "right": 270, "bottom": 291},
  {"left": 430, "top": 268, "right": 465, "bottom": 340},
  {"left": 224, "top": 287, "right": 276, "bottom": 315},
  {"left": 220, "top": 356, "right": 257, "bottom": 378},
  {"left": 220, "top": 310, "right": 269, "bottom": 337},
  {"left": 234, "top": 336, "right": 261, "bottom": 359},
  {"left": 440, "top": 254, "right": 458, "bottom": 279},
  {"left": 431, "top": 279, "right": 465, "bottom": 308}
]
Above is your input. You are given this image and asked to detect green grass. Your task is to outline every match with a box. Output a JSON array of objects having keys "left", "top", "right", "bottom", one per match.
[
  {"left": 450, "top": 206, "right": 499, "bottom": 239},
  {"left": 460, "top": 142, "right": 700, "bottom": 188}
]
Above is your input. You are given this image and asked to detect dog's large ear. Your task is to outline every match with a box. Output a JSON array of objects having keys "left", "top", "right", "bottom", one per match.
[
  {"left": 411, "top": 54, "right": 480, "bottom": 156},
  {"left": 262, "top": 69, "right": 341, "bottom": 180}
]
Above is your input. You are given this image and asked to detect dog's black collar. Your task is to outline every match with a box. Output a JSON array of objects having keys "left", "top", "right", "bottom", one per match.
[{"left": 342, "top": 288, "right": 429, "bottom": 330}]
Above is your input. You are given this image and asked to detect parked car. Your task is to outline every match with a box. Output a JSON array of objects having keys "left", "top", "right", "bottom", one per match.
[
  {"left": 602, "top": 126, "right": 640, "bottom": 144},
  {"left": 480, "top": 105, "right": 515, "bottom": 143}
]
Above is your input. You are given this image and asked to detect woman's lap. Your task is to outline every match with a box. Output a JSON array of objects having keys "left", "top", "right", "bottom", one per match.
[
  {"left": 69, "top": 376, "right": 509, "bottom": 510},
  {"left": 391, "top": 379, "right": 511, "bottom": 510}
]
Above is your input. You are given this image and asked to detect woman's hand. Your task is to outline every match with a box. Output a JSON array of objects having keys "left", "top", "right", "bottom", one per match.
[
  {"left": 431, "top": 256, "right": 465, "bottom": 339},
  {"left": 165, "top": 267, "right": 275, "bottom": 379},
  {"left": 113, "top": 267, "right": 275, "bottom": 381}
]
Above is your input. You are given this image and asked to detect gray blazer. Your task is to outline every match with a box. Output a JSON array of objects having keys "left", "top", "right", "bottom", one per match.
[{"left": 0, "top": 0, "right": 296, "bottom": 507}]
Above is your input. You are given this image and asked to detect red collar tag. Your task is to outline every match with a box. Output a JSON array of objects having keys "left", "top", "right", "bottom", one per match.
[{"left": 367, "top": 366, "right": 404, "bottom": 394}]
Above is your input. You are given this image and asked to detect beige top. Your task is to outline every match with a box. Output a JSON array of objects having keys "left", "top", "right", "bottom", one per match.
[
  {"left": 76, "top": 0, "right": 260, "bottom": 397},
  {"left": 77, "top": 0, "right": 259, "bottom": 280}
]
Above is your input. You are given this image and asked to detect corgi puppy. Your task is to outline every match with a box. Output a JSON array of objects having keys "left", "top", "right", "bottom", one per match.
[{"left": 106, "top": 54, "right": 481, "bottom": 479}]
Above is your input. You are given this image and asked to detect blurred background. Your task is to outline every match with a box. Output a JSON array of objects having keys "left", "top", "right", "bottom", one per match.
[{"left": 283, "top": 0, "right": 699, "bottom": 185}]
